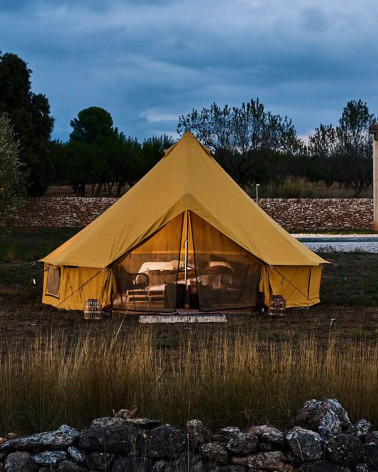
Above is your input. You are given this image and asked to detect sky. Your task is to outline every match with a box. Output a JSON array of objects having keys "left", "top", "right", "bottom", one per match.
[{"left": 1, "top": 0, "right": 378, "bottom": 142}]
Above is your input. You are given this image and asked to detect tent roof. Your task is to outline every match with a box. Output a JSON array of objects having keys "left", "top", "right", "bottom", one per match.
[{"left": 42, "top": 131, "right": 326, "bottom": 268}]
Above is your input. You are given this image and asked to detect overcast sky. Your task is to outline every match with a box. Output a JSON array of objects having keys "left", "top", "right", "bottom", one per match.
[{"left": 1, "top": 0, "right": 377, "bottom": 141}]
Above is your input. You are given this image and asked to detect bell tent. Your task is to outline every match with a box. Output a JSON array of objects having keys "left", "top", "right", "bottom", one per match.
[{"left": 42, "top": 131, "right": 326, "bottom": 313}]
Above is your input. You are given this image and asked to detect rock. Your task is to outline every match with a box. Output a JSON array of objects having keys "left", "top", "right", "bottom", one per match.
[
  {"left": 137, "top": 424, "right": 187, "bottom": 461},
  {"left": 32, "top": 450, "right": 67, "bottom": 466},
  {"left": 249, "top": 425, "right": 285, "bottom": 447},
  {"left": 245, "top": 451, "right": 293, "bottom": 471},
  {"left": 326, "top": 434, "right": 365, "bottom": 468},
  {"left": 293, "top": 399, "right": 351, "bottom": 437},
  {"left": 187, "top": 419, "right": 209, "bottom": 447},
  {"left": 68, "top": 446, "right": 86, "bottom": 463},
  {"left": 355, "top": 464, "right": 370, "bottom": 472},
  {"left": 351, "top": 420, "right": 373, "bottom": 442},
  {"left": 212, "top": 427, "right": 241, "bottom": 444},
  {"left": 299, "top": 461, "right": 351, "bottom": 472},
  {"left": 365, "top": 443, "right": 378, "bottom": 470},
  {"left": 87, "top": 452, "right": 113, "bottom": 470},
  {"left": 200, "top": 443, "right": 229, "bottom": 466},
  {"left": 4, "top": 452, "right": 38, "bottom": 472},
  {"left": 152, "top": 460, "right": 167, "bottom": 471},
  {"left": 58, "top": 460, "right": 87, "bottom": 472},
  {"left": 79, "top": 417, "right": 136, "bottom": 452},
  {"left": 124, "top": 418, "right": 161, "bottom": 430},
  {"left": 286, "top": 427, "right": 323, "bottom": 462},
  {"left": 111, "top": 455, "right": 152, "bottom": 472},
  {"left": 1, "top": 426, "right": 79, "bottom": 452},
  {"left": 225, "top": 432, "right": 258, "bottom": 456},
  {"left": 372, "top": 432, "right": 378, "bottom": 444}
]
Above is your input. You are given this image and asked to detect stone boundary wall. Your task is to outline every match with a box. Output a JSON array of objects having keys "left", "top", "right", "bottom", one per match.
[
  {"left": 0, "top": 398, "right": 376, "bottom": 471},
  {"left": 9, "top": 197, "right": 374, "bottom": 232}
]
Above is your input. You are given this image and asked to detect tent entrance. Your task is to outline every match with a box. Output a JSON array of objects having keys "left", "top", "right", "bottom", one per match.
[{"left": 111, "top": 211, "right": 263, "bottom": 313}]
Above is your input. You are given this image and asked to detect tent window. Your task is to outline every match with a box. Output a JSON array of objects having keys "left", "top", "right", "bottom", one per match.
[{"left": 46, "top": 267, "right": 61, "bottom": 298}]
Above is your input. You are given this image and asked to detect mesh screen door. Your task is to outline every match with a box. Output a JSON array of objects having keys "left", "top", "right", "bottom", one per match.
[
  {"left": 112, "top": 213, "right": 184, "bottom": 312},
  {"left": 190, "top": 212, "right": 262, "bottom": 311},
  {"left": 112, "top": 211, "right": 262, "bottom": 312}
]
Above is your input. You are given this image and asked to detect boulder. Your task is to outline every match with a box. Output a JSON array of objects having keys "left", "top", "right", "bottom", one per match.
[
  {"left": 245, "top": 451, "right": 293, "bottom": 471},
  {"left": 249, "top": 425, "right": 285, "bottom": 447},
  {"left": 299, "top": 461, "right": 351, "bottom": 472},
  {"left": 137, "top": 424, "right": 187, "bottom": 461},
  {"left": 4, "top": 452, "right": 38, "bottom": 472},
  {"left": 293, "top": 399, "right": 351, "bottom": 437},
  {"left": 326, "top": 434, "right": 365, "bottom": 468},
  {"left": 351, "top": 420, "right": 373, "bottom": 442},
  {"left": 79, "top": 417, "right": 136, "bottom": 453},
  {"left": 212, "top": 428, "right": 241, "bottom": 444},
  {"left": 0, "top": 426, "right": 79, "bottom": 452},
  {"left": 286, "top": 427, "right": 323, "bottom": 462},
  {"left": 31, "top": 450, "right": 67, "bottom": 466},
  {"left": 87, "top": 452, "right": 113, "bottom": 470},
  {"left": 67, "top": 446, "right": 86, "bottom": 463},
  {"left": 200, "top": 443, "right": 229, "bottom": 466},
  {"left": 58, "top": 460, "right": 87, "bottom": 472},
  {"left": 225, "top": 432, "right": 258, "bottom": 456}
]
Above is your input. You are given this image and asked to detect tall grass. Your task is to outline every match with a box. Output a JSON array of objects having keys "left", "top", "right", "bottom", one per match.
[{"left": 0, "top": 327, "right": 377, "bottom": 435}]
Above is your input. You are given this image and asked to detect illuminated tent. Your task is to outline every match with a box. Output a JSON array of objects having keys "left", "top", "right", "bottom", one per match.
[{"left": 42, "top": 132, "right": 326, "bottom": 312}]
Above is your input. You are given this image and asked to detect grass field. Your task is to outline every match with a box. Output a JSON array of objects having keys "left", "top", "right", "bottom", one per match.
[{"left": 0, "top": 228, "right": 377, "bottom": 435}]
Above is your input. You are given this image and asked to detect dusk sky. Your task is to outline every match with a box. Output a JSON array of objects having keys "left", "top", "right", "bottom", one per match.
[{"left": 1, "top": 0, "right": 377, "bottom": 142}]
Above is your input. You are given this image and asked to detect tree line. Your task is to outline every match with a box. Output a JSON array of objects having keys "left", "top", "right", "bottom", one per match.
[{"left": 0, "top": 51, "right": 376, "bottom": 220}]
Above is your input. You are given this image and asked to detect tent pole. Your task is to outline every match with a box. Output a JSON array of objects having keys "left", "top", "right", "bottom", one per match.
[{"left": 184, "top": 211, "right": 189, "bottom": 309}]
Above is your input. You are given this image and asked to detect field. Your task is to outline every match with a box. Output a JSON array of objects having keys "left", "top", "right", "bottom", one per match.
[{"left": 0, "top": 228, "right": 378, "bottom": 435}]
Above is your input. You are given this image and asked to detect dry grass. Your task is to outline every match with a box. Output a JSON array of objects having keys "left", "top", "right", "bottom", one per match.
[{"left": 0, "top": 327, "right": 378, "bottom": 435}]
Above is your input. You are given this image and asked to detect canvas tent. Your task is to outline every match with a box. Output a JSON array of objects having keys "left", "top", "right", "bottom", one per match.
[{"left": 42, "top": 131, "right": 326, "bottom": 312}]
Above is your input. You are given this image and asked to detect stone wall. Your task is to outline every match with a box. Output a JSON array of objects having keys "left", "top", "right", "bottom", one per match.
[
  {"left": 0, "top": 398, "right": 376, "bottom": 471},
  {"left": 10, "top": 197, "right": 374, "bottom": 232}
]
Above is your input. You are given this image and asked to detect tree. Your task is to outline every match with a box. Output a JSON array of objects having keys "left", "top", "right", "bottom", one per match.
[
  {"left": 177, "top": 99, "right": 299, "bottom": 188},
  {"left": 70, "top": 107, "right": 115, "bottom": 144},
  {"left": 0, "top": 52, "right": 54, "bottom": 195},
  {"left": 308, "top": 100, "right": 376, "bottom": 196},
  {"left": 0, "top": 114, "right": 25, "bottom": 222}
]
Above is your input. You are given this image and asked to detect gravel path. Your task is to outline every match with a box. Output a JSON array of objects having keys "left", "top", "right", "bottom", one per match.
[{"left": 302, "top": 241, "right": 378, "bottom": 253}]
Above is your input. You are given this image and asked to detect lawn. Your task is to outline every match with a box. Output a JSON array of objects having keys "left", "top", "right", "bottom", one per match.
[{"left": 0, "top": 228, "right": 377, "bottom": 435}]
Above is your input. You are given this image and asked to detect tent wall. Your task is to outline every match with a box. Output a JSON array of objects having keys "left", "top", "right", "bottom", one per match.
[
  {"left": 42, "top": 265, "right": 114, "bottom": 311},
  {"left": 259, "top": 265, "right": 322, "bottom": 308},
  {"left": 42, "top": 209, "right": 323, "bottom": 312}
]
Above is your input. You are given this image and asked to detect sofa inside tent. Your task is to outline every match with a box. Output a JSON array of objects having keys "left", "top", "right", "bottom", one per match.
[{"left": 41, "top": 132, "right": 326, "bottom": 313}]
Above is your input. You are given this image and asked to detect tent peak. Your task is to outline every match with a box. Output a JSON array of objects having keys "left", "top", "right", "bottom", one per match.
[{"left": 164, "top": 131, "right": 212, "bottom": 158}]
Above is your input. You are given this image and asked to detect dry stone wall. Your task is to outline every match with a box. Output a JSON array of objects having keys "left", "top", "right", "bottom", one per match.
[
  {"left": 0, "top": 398, "right": 377, "bottom": 471},
  {"left": 9, "top": 197, "right": 374, "bottom": 232}
]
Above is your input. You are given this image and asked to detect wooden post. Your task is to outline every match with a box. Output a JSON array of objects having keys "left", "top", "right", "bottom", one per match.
[{"left": 369, "top": 125, "right": 378, "bottom": 231}]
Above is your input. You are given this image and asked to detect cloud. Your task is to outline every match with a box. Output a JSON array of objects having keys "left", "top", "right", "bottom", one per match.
[{"left": 0, "top": 0, "right": 377, "bottom": 141}]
